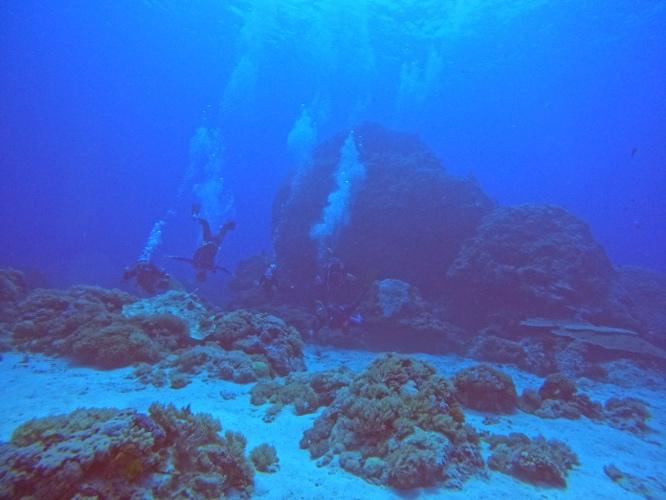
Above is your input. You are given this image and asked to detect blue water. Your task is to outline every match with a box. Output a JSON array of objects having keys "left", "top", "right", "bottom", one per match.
[{"left": 1, "top": 0, "right": 665, "bottom": 287}]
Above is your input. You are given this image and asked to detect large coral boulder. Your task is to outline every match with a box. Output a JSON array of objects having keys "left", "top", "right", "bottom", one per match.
[
  {"left": 273, "top": 123, "right": 494, "bottom": 296},
  {"left": 447, "top": 205, "right": 618, "bottom": 323}
]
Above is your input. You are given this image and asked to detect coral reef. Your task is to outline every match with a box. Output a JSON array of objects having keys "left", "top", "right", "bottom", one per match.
[
  {"left": 518, "top": 373, "right": 603, "bottom": 420},
  {"left": 447, "top": 205, "right": 620, "bottom": 324},
  {"left": 467, "top": 332, "right": 558, "bottom": 376},
  {"left": 517, "top": 374, "right": 653, "bottom": 435},
  {"left": 250, "top": 443, "right": 279, "bottom": 472},
  {"left": 604, "top": 464, "right": 666, "bottom": 499},
  {"left": 149, "top": 403, "right": 254, "bottom": 496},
  {"left": 0, "top": 403, "right": 254, "bottom": 498},
  {"left": 618, "top": 266, "right": 666, "bottom": 349},
  {"left": 300, "top": 354, "right": 483, "bottom": 490},
  {"left": 133, "top": 343, "right": 273, "bottom": 388},
  {"left": 211, "top": 309, "right": 305, "bottom": 376},
  {"left": 6, "top": 285, "right": 306, "bottom": 378},
  {"left": 7, "top": 286, "right": 172, "bottom": 368},
  {"left": 9, "top": 285, "right": 194, "bottom": 368},
  {"left": 603, "top": 397, "right": 652, "bottom": 435},
  {"left": 520, "top": 317, "right": 666, "bottom": 364},
  {"left": 122, "top": 290, "right": 217, "bottom": 340},
  {"left": 0, "top": 268, "right": 28, "bottom": 321},
  {"left": 251, "top": 367, "right": 353, "bottom": 421},
  {"left": 452, "top": 365, "right": 518, "bottom": 413},
  {"left": 485, "top": 433, "right": 579, "bottom": 487},
  {"left": 273, "top": 122, "right": 494, "bottom": 297}
]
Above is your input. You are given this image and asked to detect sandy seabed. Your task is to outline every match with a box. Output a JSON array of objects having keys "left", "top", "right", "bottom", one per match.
[{"left": 1, "top": 346, "right": 664, "bottom": 500}]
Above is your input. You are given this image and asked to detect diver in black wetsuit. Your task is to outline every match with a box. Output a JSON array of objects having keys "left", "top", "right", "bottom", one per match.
[
  {"left": 123, "top": 260, "right": 170, "bottom": 294},
  {"left": 170, "top": 204, "right": 235, "bottom": 282},
  {"left": 259, "top": 263, "right": 279, "bottom": 297}
]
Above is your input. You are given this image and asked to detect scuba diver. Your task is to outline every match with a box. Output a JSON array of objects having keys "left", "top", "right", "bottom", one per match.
[
  {"left": 123, "top": 260, "right": 170, "bottom": 295},
  {"left": 314, "top": 255, "right": 357, "bottom": 300},
  {"left": 259, "top": 263, "right": 279, "bottom": 297},
  {"left": 315, "top": 301, "right": 364, "bottom": 333},
  {"left": 170, "top": 204, "right": 236, "bottom": 282}
]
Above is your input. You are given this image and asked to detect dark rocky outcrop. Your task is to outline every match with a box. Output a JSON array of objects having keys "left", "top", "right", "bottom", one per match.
[{"left": 273, "top": 123, "right": 494, "bottom": 298}]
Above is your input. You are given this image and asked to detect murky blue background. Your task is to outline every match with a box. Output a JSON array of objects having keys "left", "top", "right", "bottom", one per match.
[{"left": 1, "top": 1, "right": 664, "bottom": 287}]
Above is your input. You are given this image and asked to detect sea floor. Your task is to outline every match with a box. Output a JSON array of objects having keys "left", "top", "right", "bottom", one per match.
[{"left": 0, "top": 346, "right": 664, "bottom": 499}]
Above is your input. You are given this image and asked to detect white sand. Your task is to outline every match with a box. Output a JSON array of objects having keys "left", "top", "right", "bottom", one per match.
[{"left": 0, "top": 346, "right": 664, "bottom": 499}]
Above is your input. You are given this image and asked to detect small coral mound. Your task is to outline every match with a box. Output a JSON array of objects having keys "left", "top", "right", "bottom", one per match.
[
  {"left": 0, "top": 403, "right": 254, "bottom": 498},
  {"left": 250, "top": 443, "right": 279, "bottom": 472},
  {"left": 122, "top": 290, "right": 217, "bottom": 340},
  {"left": 518, "top": 373, "right": 603, "bottom": 420},
  {"left": 211, "top": 309, "right": 306, "bottom": 375},
  {"left": 251, "top": 367, "right": 353, "bottom": 421},
  {"left": 467, "top": 332, "right": 558, "bottom": 376},
  {"left": 300, "top": 354, "right": 483, "bottom": 490},
  {"left": 603, "top": 397, "right": 652, "bottom": 435},
  {"left": 134, "top": 343, "right": 274, "bottom": 388},
  {"left": 604, "top": 463, "right": 666, "bottom": 499},
  {"left": 486, "top": 433, "right": 579, "bottom": 487},
  {"left": 453, "top": 364, "right": 518, "bottom": 413}
]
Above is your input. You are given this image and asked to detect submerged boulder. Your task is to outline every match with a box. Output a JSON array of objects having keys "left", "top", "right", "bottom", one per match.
[
  {"left": 447, "top": 205, "right": 618, "bottom": 324},
  {"left": 273, "top": 123, "right": 494, "bottom": 297}
]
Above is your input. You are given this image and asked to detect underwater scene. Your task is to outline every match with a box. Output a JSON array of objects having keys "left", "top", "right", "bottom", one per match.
[{"left": 1, "top": 1, "right": 665, "bottom": 498}]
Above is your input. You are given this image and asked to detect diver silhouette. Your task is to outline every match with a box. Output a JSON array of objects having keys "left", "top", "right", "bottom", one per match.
[
  {"left": 169, "top": 204, "right": 235, "bottom": 282},
  {"left": 123, "top": 260, "right": 171, "bottom": 294}
]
